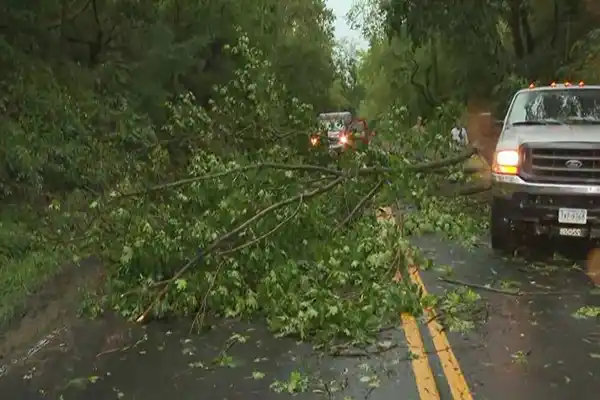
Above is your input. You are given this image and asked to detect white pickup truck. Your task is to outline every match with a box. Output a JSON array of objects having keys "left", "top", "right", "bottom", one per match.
[{"left": 490, "top": 81, "right": 600, "bottom": 252}]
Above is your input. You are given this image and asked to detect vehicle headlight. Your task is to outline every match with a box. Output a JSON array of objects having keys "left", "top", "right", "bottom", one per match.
[{"left": 493, "top": 150, "right": 519, "bottom": 174}]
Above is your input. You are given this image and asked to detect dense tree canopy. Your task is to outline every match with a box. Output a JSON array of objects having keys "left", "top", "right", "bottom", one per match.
[
  {"left": 0, "top": 0, "right": 346, "bottom": 200},
  {"left": 352, "top": 0, "right": 600, "bottom": 119}
]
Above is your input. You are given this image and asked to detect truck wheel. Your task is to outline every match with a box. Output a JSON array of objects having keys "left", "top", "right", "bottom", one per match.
[{"left": 490, "top": 198, "right": 516, "bottom": 254}]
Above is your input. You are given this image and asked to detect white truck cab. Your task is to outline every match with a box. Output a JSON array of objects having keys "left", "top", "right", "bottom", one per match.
[{"left": 490, "top": 81, "right": 600, "bottom": 252}]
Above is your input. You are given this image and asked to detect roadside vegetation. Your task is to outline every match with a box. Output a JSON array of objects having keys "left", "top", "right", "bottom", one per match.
[{"left": 2, "top": 0, "right": 599, "bottom": 347}]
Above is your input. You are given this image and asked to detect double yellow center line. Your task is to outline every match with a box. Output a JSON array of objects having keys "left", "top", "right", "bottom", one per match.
[
  {"left": 377, "top": 206, "right": 471, "bottom": 399},
  {"left": 401, "top": 265, "right": 472, "bottom": 399}
]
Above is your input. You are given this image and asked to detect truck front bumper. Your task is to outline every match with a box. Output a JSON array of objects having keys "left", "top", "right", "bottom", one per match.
[
  {"left": 492, "top": 173, "right": 600, "bottom": 237},
  {"left": 492, "top": 173, "right": 600, "bottom": 197}
]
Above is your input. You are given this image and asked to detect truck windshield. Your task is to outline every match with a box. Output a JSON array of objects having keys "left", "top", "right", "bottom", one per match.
[
  {"left": 319, "top": 120, "right": 344, "bottom": 132},
  {"left": 318, "top": 112, "right": 352, "bottom": 133},
  {"left": 507, "top": 88, "right": 600, "bottom": 125}
]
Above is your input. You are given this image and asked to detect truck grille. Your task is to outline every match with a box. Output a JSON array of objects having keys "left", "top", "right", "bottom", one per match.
[
  {"left": 520, "top": 143, "right": 600, "bottom": 184},
  {"left": 515, "top": 193, "right": 600, "bottom": 211}
]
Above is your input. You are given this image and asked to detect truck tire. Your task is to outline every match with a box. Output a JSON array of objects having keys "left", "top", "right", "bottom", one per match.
[{"left": 490, "top": 197, "right": 517, "bottom": 254}]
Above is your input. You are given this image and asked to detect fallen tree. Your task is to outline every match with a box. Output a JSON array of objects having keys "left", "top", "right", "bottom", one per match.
[
  {"left": 65, "top": 140, "right": 484, "bottom": 345},
  {"left": 117, "top": 145, "right": 479, "bottom": 326},
  {"left": 32, "top": 34, "right": 487, "bottom": 346}
]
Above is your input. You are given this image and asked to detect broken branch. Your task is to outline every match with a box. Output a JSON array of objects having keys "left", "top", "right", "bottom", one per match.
[
  {"left": 218, "top": 198, "right": 304, "bottom": 255},
  {"left": 135, "top": 176, "right": 345, "bottom": 323},
  {"left": 433, "top": 182, "right": 491, "bottom": 197},
  {"left": 406, "top": 146, "right": 477, "bottom": 171},
  {"left": 335, "top": 179, "right": 385, "bottom": 230},
  {"left": 440, "top": 277, "right": 598, "bottom": 296},
  {"left": 358, "top": 146, "right": 477, "bottom": 175},
  {"left": 120, "top": 163, "right": 345, "bottom": 198},
  {"left": 122, "top": 147, "right": 478, "bottom": 199}
]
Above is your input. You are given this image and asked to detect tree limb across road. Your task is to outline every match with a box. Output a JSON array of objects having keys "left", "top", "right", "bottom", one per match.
[
  {"left": 131, "top": 145, "right": 481, "bottom": 324},
  {"left": 119, "top": 146, "right": 478, "bottom": 201}
]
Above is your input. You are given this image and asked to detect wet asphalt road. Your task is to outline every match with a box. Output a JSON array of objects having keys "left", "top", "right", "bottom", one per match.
[
  {"left": 0, "top": 316, "right": 421, "bottom": 399},
  {"left": 412, "top": 235, "right": 600, "bottom": 400},
  {"left": 1, "top": 234, "right": 600, "bottom": 399}
]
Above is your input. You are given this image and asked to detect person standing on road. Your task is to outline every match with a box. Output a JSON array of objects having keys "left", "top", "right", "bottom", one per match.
[
  {"left": 412, "top": 116, "right": 425, "bottom": 134},
  {"left": 410, "top": 116, "right": 429, "bottom": 160},
  {"left": 451, "top": 120, "right": 468, "bottom": 146}
]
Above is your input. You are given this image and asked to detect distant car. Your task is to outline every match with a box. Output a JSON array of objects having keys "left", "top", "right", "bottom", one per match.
[{"left": 311, "top": 112, "right": 372, "bottom": 155}]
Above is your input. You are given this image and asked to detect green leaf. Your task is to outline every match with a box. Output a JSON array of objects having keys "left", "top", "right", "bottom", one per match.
[{"left": 252, "top": 371, "right": 266, "bottom": 379}]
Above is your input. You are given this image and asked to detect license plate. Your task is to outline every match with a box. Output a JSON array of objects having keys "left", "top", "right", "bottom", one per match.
[
  {"left": 559, "top": 227, "right": 585, "bottom": 237},
  {"left": 558, "top": 208, "right": 587, "bottom": 224},
  {"left": 587, "top": 186, "right": 600, "bottom": 194}
]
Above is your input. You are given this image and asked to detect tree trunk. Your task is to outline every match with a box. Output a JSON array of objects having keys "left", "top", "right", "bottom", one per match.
[{"left": 508, "top": 0, "right": 524, "bottom": 59}]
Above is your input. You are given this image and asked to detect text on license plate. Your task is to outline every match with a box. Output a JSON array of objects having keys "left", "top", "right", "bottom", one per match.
[
  {"left": 559, "top": 227, "right": 585, "bottom": 237},
  {"left": 558, "top": 208, "right": 587, "bottom": 224}
]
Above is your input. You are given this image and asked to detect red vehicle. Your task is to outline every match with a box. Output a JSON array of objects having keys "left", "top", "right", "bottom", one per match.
[{"left": 310, "top": 112, "right": 374, "bottom": 154}]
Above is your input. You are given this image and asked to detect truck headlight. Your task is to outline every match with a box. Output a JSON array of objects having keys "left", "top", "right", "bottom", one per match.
[{"left": 493, "top": 150, "right": 519, "bottom": 174}]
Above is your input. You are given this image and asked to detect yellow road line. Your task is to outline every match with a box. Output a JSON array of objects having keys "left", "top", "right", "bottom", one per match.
[
  {"left": 380, "top": 206, "right": 470, "bottom": 399},
  {"left": 401, "top": 312, "right": 441, "bottom": 399},
  {"left": 408, "top": 265, "right": 473, "bottom": 400}
]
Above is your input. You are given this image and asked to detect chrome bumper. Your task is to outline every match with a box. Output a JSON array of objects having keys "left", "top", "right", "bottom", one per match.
[{"left": 492, "top": 173, "right": 600, "bottom": 198}]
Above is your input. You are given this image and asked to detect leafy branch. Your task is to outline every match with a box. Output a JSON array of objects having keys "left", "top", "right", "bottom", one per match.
[
  {"left": 335, "top": 179, "right": 385, "bottom": 230},
  {"left": 217, "top": 199, "right": 304, "bottom": 256},
  {"left": 89, "top": 143, "right": 482, "bottom": 325},
  {"left": 118, "top": 163, "right": 346, "bottom": 198},
  {"left": 135, "top": 176, "right": 345, "bottom": 323},
  {"left": 120, "top": 146, "right": 477, "bottom": 200}
]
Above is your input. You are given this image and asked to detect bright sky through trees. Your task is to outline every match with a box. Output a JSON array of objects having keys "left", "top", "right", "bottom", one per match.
[{"left": 326, "top": 0, "right": 367, "bottom": 47}]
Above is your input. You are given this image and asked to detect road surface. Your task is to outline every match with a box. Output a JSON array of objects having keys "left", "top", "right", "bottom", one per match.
[
  {"left": 411, "top": 234, "right": 600, "bottom": 400},
  {"left": 1, "top": 234, "right": 599, "bottom": 399}
]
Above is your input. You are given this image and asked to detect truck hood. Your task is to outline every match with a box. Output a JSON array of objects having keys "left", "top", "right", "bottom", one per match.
[{"left": 499, "top": 125, "right": 600, "bottom": 149}]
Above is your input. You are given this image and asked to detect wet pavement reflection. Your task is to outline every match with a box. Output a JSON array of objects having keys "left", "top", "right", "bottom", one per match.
[
  {"left": 2, "top": 234, "right": 600, "bottom": 399},
  {"left": 412, "top": 235, "right": 600, "bottom": 400},
  {"left": 0, "top": 317, "right": 421, "bottom": 399}
]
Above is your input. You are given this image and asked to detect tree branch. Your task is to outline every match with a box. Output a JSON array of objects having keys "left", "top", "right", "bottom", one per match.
[
  {"left": 119, "top": 147, "right": 477, "bottom": 202},
  {"left": 335, "top": 179, "right": 384, "bottom": 230},
  {"left": 191, "top": 260, "right": 225, "bottom": 333},
  {"left": 440, "top": 277, "right": 597, "bottom": 296},
  {"left": 407, "top": 146, "right": 477, "bottom": 171},
  {"left": 120, "top": 163, "right": 345, "bottom": 198},
  {"left": 218, "top": 199, "right": 304, "bottom": 256},
  {"left": 191, "top": 198, "right": 303, "bottom": 330},
  {"left": 359, "top": 146, "right": 476, "bottom": 175},
  {"left": 203, "top": 178, "right": 344, "bottom": 255},
  {"left": 432, "top": 182, "right": 491, "bottom": 197},
  {"left": 135, "top": 176, "right": 345, "bottom": 323}
]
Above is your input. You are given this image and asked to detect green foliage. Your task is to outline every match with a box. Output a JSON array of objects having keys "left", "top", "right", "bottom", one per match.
[
  {"left": 79, "top": 39, "right": 433, "bottom": 344},
  {"left": 0, "top": 0, "right": 340, "bottom": 328},
  {"left": 330, "top": 39, "right": 366, "bottom": 111},
  {"left": 1, "top": 0, "right": 486, "bottom": 345},
  {"left": 354, "top": 0, "right": 600, "bottom": 120},
  {"left": 372, "top": 104, "right": 488, "bottom": 246}
]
